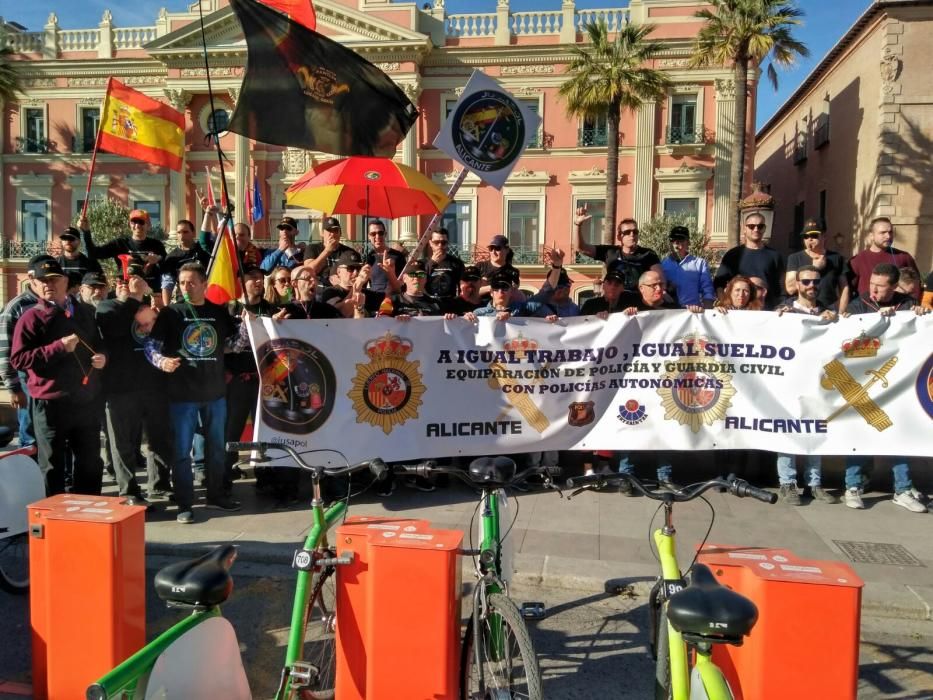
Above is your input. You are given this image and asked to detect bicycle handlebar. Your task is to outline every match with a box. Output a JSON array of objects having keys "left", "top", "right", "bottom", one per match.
[
  {"left": 225, "top": 441, "right": 387, "bottom": 480},
  {"left": 392, "top": 462, "right": 561, "bottom": 490},
  {"left": 566, "top": 472, "right": 777, "bottom": 504}
]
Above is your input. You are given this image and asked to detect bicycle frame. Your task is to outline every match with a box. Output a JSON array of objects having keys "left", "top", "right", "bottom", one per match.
[
  {"left": 654, "top": 503, "right": 733, "bottom": 700},
  {"left": 475, "top": 487, "right": 507, "bottom": 658}
]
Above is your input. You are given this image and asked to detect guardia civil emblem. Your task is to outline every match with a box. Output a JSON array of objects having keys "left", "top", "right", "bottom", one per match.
[
  {"left": 348, "top": 333, "right": 426, "bottom": 434},
  {"left": 656, "top": 335, "right": 735, "bottom": 433}
]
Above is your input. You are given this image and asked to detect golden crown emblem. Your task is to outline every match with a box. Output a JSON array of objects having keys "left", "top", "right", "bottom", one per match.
[
  {"left": 503, "top": 335, "right": 539, "bottom": 354},
  {"left": 364, "top": 332, "right": 413, "bottom": 360},
  {"left": 841, "top": 333, "right": 881, "bottom": 358}
]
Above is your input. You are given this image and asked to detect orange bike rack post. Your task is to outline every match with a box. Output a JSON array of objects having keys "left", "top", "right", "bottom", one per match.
[{"left": 29, "top": 494, "right": 146, "bottom": 700}]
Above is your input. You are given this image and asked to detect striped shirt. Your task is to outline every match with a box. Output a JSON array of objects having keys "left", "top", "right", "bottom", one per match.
[{"left": 0, "top": 289, "right": 39, "bottom": 391}]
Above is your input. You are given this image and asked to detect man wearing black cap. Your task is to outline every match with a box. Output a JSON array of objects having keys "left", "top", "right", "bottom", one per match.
[
  {"left": 784, "top": 217, "right": 845, "bottom": 309},
  {"left": 11, "top": 258, "right": 107, "bottom": 495},
  {"left": 660, "top": 226, "right": 715, "bottom": 307},
  {"left": 57, "top": 227, "right": 102, "bottom": 292},
  {"left": 79, "top": 271, "right": 109, "bottom": 307},
  {"left": 424, "top": 227, "right": 465, "bottom": 300},
  {"left": 580, "top": 268, "right": 636, "bottom": 317},
  {"left": 304, "top": 216, "right": 355, "bottom": 287},
  {"left": 260, "top": 216, "right": 307, "bottom": 272},
  {"left": 442, "top": 265, "right": 484, "bottom": 316},
  {"left": 96, "top": 263, "right": 172, "bottom": 507},
  {"left": 470, "top": 268, "right": 557, "bottom": 321},
  {"left": 390, "top": 260, "right": 444, "bottom": 317},
  {"left": 322, "top": 249, "right": 384, "bottom": 317}
]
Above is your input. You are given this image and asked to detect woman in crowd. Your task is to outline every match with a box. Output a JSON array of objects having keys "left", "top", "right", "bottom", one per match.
[
  {"left": 264, "top": 265, "right": 293, "bottom": 305},
  {"left": 714, "top": 275, "right": 763, "bottom": 311}
]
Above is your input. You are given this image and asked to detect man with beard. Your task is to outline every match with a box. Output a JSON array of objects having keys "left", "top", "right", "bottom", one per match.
[
  {"left": 363, "top": 219, "right": 404, "bottom": 294},
  {"left": 784, "top": 217, "right": 845, "bottom": 308},
  {"left": 580, "top": 268, "right": 635, "bottom": 317},
  {"left": 57, "top": 227, "right": 102, "bottom": 292},
  {"left": 162, "top": 219, "right": 211, "bottom": 306},
  {"left": 321, "top": 250, "right": 385, "bottom": 318},
  {"left": 79, "top": 271, "right": 109, "bottom": 307},
  {"left": 442, "top": 265, "right": 484, "bottom": 317},
  {"left": 840, "top": 217, "right": 920, "bottom": 313}
]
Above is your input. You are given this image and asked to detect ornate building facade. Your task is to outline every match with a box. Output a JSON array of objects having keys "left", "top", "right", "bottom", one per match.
[{"left": 2, "top": 0, "right": 753, "bottom": 303}]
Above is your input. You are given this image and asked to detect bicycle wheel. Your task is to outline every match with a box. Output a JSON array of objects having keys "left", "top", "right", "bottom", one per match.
[
  {"left": 297, "top": 566, "right": 337, "bottom": 700},
  {"left": 0, "top": 534, "right": 29, "bottom": 594},
  {"left": 654, "top": 601, "right": 672, "bottom": 700},
  {"left": 461, "top": 592, "right": 542, "bottom": 700}
]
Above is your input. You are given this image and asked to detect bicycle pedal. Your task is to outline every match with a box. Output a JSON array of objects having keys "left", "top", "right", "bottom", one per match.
[
  {"left": 520, "top": 601, "right": 546, "bottom": 619},
  {"left": 289, "top": 661, "right": 319, "bottom": 688}
]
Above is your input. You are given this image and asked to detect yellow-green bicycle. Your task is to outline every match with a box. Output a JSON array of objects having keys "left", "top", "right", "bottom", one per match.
[{"left": 568, "top": 472, "right": 776, "bottom": 700}]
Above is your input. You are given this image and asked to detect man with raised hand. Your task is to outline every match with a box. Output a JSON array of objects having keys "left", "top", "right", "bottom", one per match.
[
  {"left": 304, "top": 216, "right": 354, "bottom": 287},
  {"left": 573, "top": 205, "right": 662, "bottom": 293},
  {"left": 363, "top": 219, "right": 404, "bottom": 294}
]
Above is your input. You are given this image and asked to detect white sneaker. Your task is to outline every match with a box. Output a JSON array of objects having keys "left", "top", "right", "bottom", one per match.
[
  {"left": 893, "top": 491, "right": 928, "bottom": 513},
  {"left": 843, "top": 488, "right": 864, "bottom": 510}
]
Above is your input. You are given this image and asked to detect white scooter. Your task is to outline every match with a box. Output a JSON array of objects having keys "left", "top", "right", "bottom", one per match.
[{"left": 0, "top": 426, "right": 45, "bottom": 593}]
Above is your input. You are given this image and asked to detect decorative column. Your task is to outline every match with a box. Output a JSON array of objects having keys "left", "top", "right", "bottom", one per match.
[
  {"left": 400, "top": 81, "right": 422, "bottom": 244},
  {"left": 229, "top": 88, "right": 248, "bottom": 222},
  {"left": 711, "top": 77, "right": 736, "bottom": 243},
  {"left": 43, "top": 13, "right": 59, "bottom": 60},
  {"left": 559, "top": 0, "right": 576, "bottom": 44},
  {"left": 633, "top": 100, "right": 656, "bottom": 223},
  {"left": 495, "top": 0, "right": 511, "bottom": 46},
  {"left": 97, "top": 10, "right": 113, "bottom": 59},
  {"left": 164, "top": 88, "right": 192, "bottom": 231}
]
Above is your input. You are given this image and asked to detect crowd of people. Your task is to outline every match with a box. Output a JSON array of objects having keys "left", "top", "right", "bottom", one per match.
[{"left": 1, "top": 203, "right": 930, "bottom": 523}]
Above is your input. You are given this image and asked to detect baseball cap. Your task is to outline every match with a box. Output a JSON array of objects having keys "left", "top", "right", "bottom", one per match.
[
  {"left": 336, "top": 250, "right": 363, "bottom": 267},
  {"left": 125, "top": 262, "right": 146, "bottom": 278},
  {"left": 405, "top": 259, "right": 426, "bottom": 274},
  {"left": 29, "top": 258, "right": 65, "bottom": 280},
  {"left": 488, "top": 269, "right": 516, "bottom": 289},
  {"left": 241, "top": 264, "right": 263, "bottom": 277},
  {"left": 60, "top": 227, "right": 80, "bottom": 242},
  {"left": 801, "top": 217, "right": 825, "bottom": 235},
  {"left": 129, "top": 209, "right": 150, "bottom": 223},
  {"left": 277, "top": 216, "right": 298, "bottom": 230},
  {"left": 669, "top": 226, "right": 690, "bottom": 241},
  {"left": 488, "top": 234, "right": 509, "bottom": 249},
  {"left": 81, "top": 271, "right": 108, "bottom": 287},
  {"left": 462, "top": 265, "right": 482, "bottom": 281},
  {"left": 603, "top": 268, "right": 626, "bottom": 284},
  {"left": 323, "top": 216, "right": 341, "bottom": 230}
]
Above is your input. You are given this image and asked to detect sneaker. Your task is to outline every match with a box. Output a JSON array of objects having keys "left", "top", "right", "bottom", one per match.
[
  {"left": 617, "top": 478, "right": 634, "bottom": 497},
  {"left": 843, "top": 488, "right": 864, "bottom": 510},
  {"left": 176, "top": 510, "right": 194, "bottom": 524},
  {"left": 893, "top": 491, "right": 928, "bottom": 513},
  {"left": 809, "top": 486, "right": 838, "bottom": 504},
  {"left": 658, "top": 479, "right": 681, "bottom": 493},
  {"left": 909, "top": 487, "right": 928, "bottom": 504},
  {"left": 779, "top": 483, "right": 802, "bottom": 506},
  {"left": 205, "top": 497, "right": 242, "bottom": 512}
]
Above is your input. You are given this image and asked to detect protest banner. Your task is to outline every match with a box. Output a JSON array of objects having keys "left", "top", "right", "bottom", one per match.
[{"left": 247, "top": 311, "right": 933, "bottom": 465}]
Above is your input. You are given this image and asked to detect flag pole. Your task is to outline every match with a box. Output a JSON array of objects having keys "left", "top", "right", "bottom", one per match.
[
  {"left": 80, "top": 81, "right": 110, "bottom": 220},
  {"left": 399, "top": 167, "right": 467, "bottom": 277},
  {"left": 197, "top": 0, "right": 247, "bottom": 297}
]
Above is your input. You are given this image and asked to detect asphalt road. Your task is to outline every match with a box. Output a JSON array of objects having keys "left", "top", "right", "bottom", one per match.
[{"left": 1, "top": 560, "right": 931, "bottom": 698}]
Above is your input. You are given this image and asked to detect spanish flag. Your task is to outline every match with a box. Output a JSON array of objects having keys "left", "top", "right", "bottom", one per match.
[
  {"left": 99, "top": 78, "right": 185, "bottom": 171},
  {"left": 205, "top": 226, "right": 243, "bottom": 304}
]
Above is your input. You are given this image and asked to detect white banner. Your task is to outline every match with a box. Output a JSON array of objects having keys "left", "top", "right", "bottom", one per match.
[
  {"left": 432, "top": 70, "right": 541, "bottom": 189},
  {"left": 248, "top": 311, "right": 933, "bottom": 463}
]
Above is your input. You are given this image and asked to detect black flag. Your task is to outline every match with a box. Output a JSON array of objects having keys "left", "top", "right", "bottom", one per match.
[{"left": 228, "top": 0, "right": 418, "bottom": 157}]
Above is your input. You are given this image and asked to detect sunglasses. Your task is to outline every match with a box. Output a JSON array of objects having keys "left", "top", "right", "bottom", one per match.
[
  {"left": 342, "top": 265, "right": 362, "bottom": 273},
  {"left": 408, "top": 271, "right": 427, "bottom": 279},
  {"left": 488, "top": 245, "right": 504, "bottom": 251},
  {"left": 274, "top": 277, "right": 290, "bottom": 284},
  {"left": 798, "top": 278, "right": 820, "bottom": 286},
  {"left": 491, "top": 284, "right": 512, "bottom": 292},
  {"left": 619, "top": 229, "right": 639, "bottom": 236},
  {"left": 278, "top": 226, "right": 295, "bottom": 232},
  {"left": 802, "top": 233, "right": 821, "bottom": 240},
  {"left": 294, "top": 276, "right": 314, "bottom": 283},
  {"left": 431, "top": 240, "right": 449, "bottom": 246},
  {"left": 746, "top": 224, "right": 766, "bottom": 230},
  {"left": 369, "top": 231, "right": 386, "bottom": 236},
  {"left": 640, "top": 282, "right": 664, "bottom": 289},
  {"left": 130, "top": 218, "right": 147, "bottom": 225}
]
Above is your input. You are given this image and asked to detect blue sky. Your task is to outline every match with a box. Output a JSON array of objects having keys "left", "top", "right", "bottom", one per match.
[{"left": 9, "top": 0, "right": 870, "bottom": 129}]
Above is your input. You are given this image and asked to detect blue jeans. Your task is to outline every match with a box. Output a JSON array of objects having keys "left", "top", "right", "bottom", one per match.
[
  {"left": 17, "top": 372, "right": 35, "bottom": 447},
  {"left": 169, "top": 397, "right": 226, "bottom": 510},
  {"left": 776, "top": 454, "right": 822, "bottom": 487},
  {"left": 844, "top": 456, "right": 911, "bottom": 494},
  {"left": 618, "top": 453, "right": 672, "bottom": 482}
]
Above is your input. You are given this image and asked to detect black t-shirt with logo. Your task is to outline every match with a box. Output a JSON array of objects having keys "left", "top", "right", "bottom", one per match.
[
  {"left": 307, "top": 242, "right": 355, "bottom": 287},
  {"left": 162, "top": 244, "right": 212, "bottom": 292},
  {"left": 390, "top": 293, "right": 444, "bottom": 317},
  {"left": 95, "top": 297, "right": 160, "bottom": 394},
  {"left": 365, "top": 248, "right": 406, "bottom": 293},
  {"left": 149, "top": 299, "right": 235, "bottom": 402},
  {"left": 424, "top": 255, "right": 465, "bottom": 299},
  {"left": 592, "top": 245, "right": 661, "bottom": 293}
]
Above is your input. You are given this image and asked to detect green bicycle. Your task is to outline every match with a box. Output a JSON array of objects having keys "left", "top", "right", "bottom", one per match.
[
  {"left": 567, "top": 472, "right": 776, "bottom": 700},
  {"left": 87, "top": 442, "right": 387, "bottom": 700},
  {"left": 393, "top": 456, "right": 557, "bottom": 700}
]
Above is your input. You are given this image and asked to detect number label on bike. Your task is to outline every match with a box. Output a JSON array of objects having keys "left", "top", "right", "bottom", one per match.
[
  {"left": 663, "top": 578, "right": 686, "bottom": 597},
  {"left": 293, "top": 549, "right": 314, "bottom": 571}
]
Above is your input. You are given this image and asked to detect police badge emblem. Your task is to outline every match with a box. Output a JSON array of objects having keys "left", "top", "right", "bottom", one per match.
[{"left": 567, "top": 401, "right": 595, "bottom": 427}]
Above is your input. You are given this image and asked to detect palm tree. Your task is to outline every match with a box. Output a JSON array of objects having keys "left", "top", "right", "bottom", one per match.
[
  {"left": 559, "top": 21, "right": 670, "bottom": 244},
  {"left": 0, "top": 32, "right": 24, "bottom": 107},
  {"left": 690, "top": 0, "right": 808, "bottom": 244}
]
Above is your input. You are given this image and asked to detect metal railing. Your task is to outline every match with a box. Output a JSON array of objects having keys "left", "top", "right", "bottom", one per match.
[
  {"left": 665, "top": 125, "right": 704, "bottom": 145},
  {"left": 579, "top": 125, "right": 609, "bottom": 147},
  {"left": 2, "top": 240, "right": 56, "bottom": 260}
]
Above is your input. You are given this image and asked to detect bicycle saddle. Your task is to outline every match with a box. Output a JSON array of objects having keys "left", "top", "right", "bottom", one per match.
[
  {"left": 154, "top": 544, "right": 237, "bottom": 608},
  {"left": 468, "top": 456, "right": 517, "bottom": 485},
  {"left": 666, "top": 564, "right": 758, "bottom": 644}
]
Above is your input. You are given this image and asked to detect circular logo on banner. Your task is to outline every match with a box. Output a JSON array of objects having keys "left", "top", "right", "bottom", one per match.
[
  {"left": 258, "top": 338, "right": 336, "bottom": 435},
  {"left": 916, "top": 352, "right": 933, "bottom": 420},
  {"left": 656, "top": 335, "right": 735, "bottom": 434},
  {"left": 451, "top": 90, "right": 526, "bottom": 172},
  {"left": 181, "top": 322, "right": 218, "bottom": 358},
  {"left": 617, "top": 399, "right": 647, "bottom": 426}
]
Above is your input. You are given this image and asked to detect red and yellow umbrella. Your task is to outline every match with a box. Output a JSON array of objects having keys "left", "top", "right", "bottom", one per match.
[{"left": 285, "top": 156, "right": 450, "bottom": 219}]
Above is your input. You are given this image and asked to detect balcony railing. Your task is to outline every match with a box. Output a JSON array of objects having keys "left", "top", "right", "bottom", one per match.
[
  {"left": 14, "top": 137, "right": 53, "bottom": 154},
  {"left": 665, "top": 125, "right": 704, "bottom": 145},
  {"left": 3, "top": 240, "right": 55, "bottom": 259},
  {"left": 579, "top": 126, "right": 609, "bottom": 147},
  {"left": 813, "top": 117, "right": 830, "bottom": 149}
]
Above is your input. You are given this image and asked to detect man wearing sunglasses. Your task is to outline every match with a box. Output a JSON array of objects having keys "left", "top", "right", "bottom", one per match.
[
  {"left": 573, "top": 205, "right": 663, "bottom": 293},
  {"left": 321, "top": 250, "right": 384, "bottom": 317},
  {"left": 304, "top": 216, "right": 355, "bottom": 288},
  {"left": 713, "top": 212, "right": 785, "bottom": 310},
  {"left": 78, "top": 208, "right": 167, "bottom": 303},
  {"left": 784, "top": 218, "right": 845, "bottom": 308},
  {"left": 260, "top": 216, "right": 307, "bottom": 272},
  {"left": 424, "top": 227, "right": 465, "bottom": 300},
  {"left": 363, "top": 219, "right": 404, "bottom": 294}
]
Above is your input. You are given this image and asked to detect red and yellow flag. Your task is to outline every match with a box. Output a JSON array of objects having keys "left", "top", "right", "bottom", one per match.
[
  {"left": 257, "top": 0, "right": 316, "bottom": 31},
  {"left": 205, "top": 227, "right": 243, "bottom": 305},
  {"left": 99, "top": 78, "right": 185, "bottom": 171}
]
